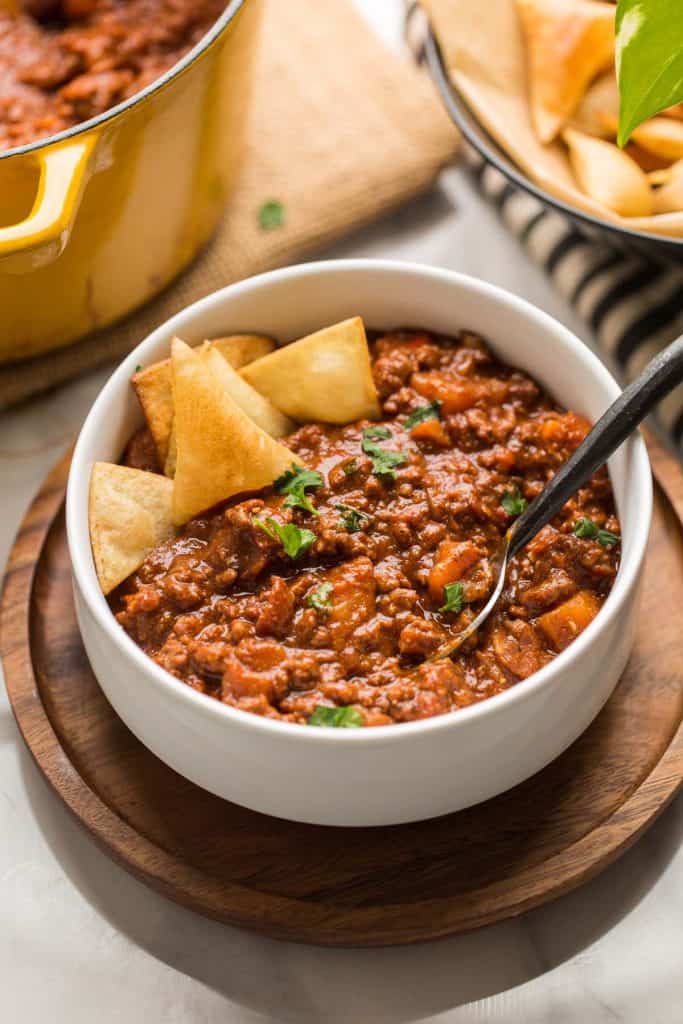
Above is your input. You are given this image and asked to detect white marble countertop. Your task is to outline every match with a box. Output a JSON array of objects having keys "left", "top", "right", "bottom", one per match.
[{"left": 1, "top": 3, "right": 681, "bottom": 1021}]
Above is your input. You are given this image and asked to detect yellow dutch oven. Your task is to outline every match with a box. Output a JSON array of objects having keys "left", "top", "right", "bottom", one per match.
[{"left": 0, "top": 0, "right": 262, "bottom": 364}]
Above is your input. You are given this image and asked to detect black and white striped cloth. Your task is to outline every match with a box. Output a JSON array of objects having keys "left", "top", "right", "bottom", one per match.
[{"left": 466, "top": 151, "right": 683, "bottom": 458}]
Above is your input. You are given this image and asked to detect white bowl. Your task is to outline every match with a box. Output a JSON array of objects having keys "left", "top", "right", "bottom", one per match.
[{"left": 66, "top": 260, "right": 652, "bottom": 827}]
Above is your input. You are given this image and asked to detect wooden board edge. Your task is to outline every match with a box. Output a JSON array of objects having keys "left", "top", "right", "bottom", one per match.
[{"left": 0, "top": 437, "right": 682, "bottom": 947}]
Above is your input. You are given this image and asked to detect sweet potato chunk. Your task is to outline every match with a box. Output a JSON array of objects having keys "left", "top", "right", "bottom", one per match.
[
  {"left": 428, "top": 540, "right": 482, "bottom": 602},
  {"left": 538, "top": 590, "right": 601, "bottom": 652},
  {"left": 410, "top": 419, "right": 450, "bottom": 446}
]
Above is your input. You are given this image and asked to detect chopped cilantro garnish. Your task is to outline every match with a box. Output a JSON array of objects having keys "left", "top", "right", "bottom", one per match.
[
  {"left": 252, "top": 517, "right": 316, "bottom": 559},
  {"left": 404, "top": 400, "right": 442, "bottom": 430},
  {"left": 274, "top": 463, "right": 323, "bottom": 516},
  {"left": 134, "top": 364, "right": 142, "bottom": 373},
  {"left": 258, "top": 199, "right": 285, "bottom": 230},
  {"left": 343, "top": 459, "right": 358, "bottom": 476},
  {"left": 308, "top": 705, "right": 364, "bottom": 728},
  {"left": 440, "top": 581, "right": 464, "bottom": 614},
  {"left": 336, "top": 503, "right": 372, "bottom": 533},
  {"left": 501, "top": 485, "right": 528, "bottom": 517},
  {"left": 574, "top": 518, "right": 620, "bottom": 547},
  {"left": 363, "top": 425, "right": 391, "bottom": 441},
  {"left": 306, "top": 582, "right": 333, "bottom": 613},
  {"left": 361, "top": 426, "right": 406, "bottom": 481}
]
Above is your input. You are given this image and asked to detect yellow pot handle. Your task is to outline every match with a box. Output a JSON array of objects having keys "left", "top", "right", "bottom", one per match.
[{"left": 0, "top": 134, "right": 98, "bottom": 273}]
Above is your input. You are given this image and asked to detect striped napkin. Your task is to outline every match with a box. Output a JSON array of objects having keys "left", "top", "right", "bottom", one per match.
[{"left": 464, "top": 150, "right": 683, "bottom": 459}]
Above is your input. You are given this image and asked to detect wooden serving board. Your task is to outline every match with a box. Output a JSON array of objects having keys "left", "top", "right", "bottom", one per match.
[{"left": 2, "top": 436, "right": 683, "bottom": 947}]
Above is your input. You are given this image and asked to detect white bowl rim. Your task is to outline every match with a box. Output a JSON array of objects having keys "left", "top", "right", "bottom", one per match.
[{"left": 66, "top": 259, "right": 653, "bottom": 747}]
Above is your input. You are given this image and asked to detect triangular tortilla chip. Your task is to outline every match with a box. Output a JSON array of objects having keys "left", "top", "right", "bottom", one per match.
[
  {"left": 240, "top": 317, "right": 381, "bottom": 424},
  {"left": 89, "top": 462, "right": 175, "bottom": 594},
  {"left": 171, "top": 339, "right": 300, "bottom": 525},
  {"left": 601, "top": 114, "right": 683, "bottom": 162},
  {"left": 132, "top": 334, "right": 276, "bottom": 467},
  {"left": 516, "top": 0, "right": 615, "bottom": 144},
  {"left": 570, "top": 71, "right": 618, "bottom": 138},
  {"left": 163, "top": 339, "right": 293, "bottom": 480},
  {"left": 563, "top": 128, "right": 652, "bottom": 217}
]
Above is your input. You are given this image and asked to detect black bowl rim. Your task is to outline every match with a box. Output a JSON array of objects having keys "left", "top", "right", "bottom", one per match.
[
  {"left": 0, "top": 0, "right": 250, "bottom": 161},
  {"left": 423, "top": 22, "right": 683, "bottom": 253}
]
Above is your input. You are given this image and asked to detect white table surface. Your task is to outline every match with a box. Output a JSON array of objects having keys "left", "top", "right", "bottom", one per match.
[{"left": 1, "top": 3, "right": 681, "bottom": 1021}]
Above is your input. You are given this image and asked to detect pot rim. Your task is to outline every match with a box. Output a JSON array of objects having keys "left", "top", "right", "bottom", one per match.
[{"left": 0, "top": 0, "right": 249, "bottom": 162}]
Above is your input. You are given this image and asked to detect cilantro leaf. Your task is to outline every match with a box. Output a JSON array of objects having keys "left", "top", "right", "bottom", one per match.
[
  {"left": 306, "top": 582, "right": 333, "bottom": 613},
  {"left": 501, "top": 485, "right": 528, "bottom": 517},
  {"left": 440, "top": 582, "right": 464, "bottom": 614},
  {"left": 343, "top": 459, "right": 358, "bottom": 476},
  {"left": 574, "top": 518, "right": 620, "bottom": 547},
  {"left": 361, "top": 427, "right": 407, "bottom": 481},
  {"left": 252, "top": 517, "right": 316, "bottom": 559},
  {"left": 363, "top": 425, "right": 391, "bottom": 441},
  {"left": 308, "top": 705, "right": 364, "bottom": 728},
  {"left": 404, "top": 400, "right": 442, "bottom": 430},
  {"left": 336, "top": 503, "right": 372, "bottom": 533},
  {"left": 274, "top": 463, "right": 323, "bottom": 516},
  {"left": 258, "top": 199, "right": 285, "bottom": 230},
  {"left": 134, "top": 364, "right": 142, "bottom": 373}
]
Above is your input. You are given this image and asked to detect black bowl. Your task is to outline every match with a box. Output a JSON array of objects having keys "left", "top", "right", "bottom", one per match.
[{"left": 421, "top": 19, "right": 683, "bottom": 267}]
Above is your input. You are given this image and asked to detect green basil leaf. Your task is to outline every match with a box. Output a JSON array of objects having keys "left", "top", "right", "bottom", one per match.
[
  {"left": 252, "top": 517, "right": 316, "bottom": 559},
  {"left": 501, "top": 485, "right": 527, "bottom": 517},
  {"left": 306, "top": 582, "right": 333, "bottom": 612},
  {"left": 308, "top": 705, "right": 364, "bottom": 728},
  {"left": 404, "top": 400, "right": 442, "bottom": 430},
  {"left": 274, "top": 463, "right": 323, "bottom": 516},
  {"left": 616, "top": 0, "right": 683, "bottom": 145},
  {"left": 440, "top": 581, "right": 464, "bottom": 614}
]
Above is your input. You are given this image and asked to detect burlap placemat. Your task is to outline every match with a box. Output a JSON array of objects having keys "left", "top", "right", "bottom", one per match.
[{"left": 0, "top": 0, "right": 457, "bottom": 407}]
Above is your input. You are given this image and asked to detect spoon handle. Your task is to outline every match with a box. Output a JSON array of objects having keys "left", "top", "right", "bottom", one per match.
[{"left": 509, "top": 335, "right": 683, "bottom": 559}]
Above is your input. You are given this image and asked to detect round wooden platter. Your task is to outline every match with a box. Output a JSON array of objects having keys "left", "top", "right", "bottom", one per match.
[{"left": 2, "top": 435, "right": 683, "bottom": 948}]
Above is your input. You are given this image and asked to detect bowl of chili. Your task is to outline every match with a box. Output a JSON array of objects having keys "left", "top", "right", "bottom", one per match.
[
  {"left": 0, "top": 0, "right": 262, "bottom": 363},
  {"left": 66, "top": 260, "right": 652, "bottom": 826}
]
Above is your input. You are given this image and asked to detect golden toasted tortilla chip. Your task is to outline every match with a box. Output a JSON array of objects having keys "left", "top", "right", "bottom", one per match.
[
  {"left": 164, "top": 423, "right": 178, "bottom": 479},
  {"left": 651, "top": 161, "right": 683, "bottom": 214},
  {"left": 563, "top": 128, "right": 653, "bottom": 217},
  {"left": 240, "top": 317, "right": 380, "bottom": 424},
  {"left": 614, "top": 116, "right": 683, "bottom": 162},
  {"left": 132, "top": 334, "right": 276, "bottom": 467},
  {"left": 570, "top": 72, "right": 618, "bottom": 138},
  {"left": 89, "top": 462, "right": 175, "bottom": 595},
  {"left": 171, "top": 339, "right": 300, "bottom": 525},
  {"left": 516, "top": 0, "right": 615, "bottom": 144}
]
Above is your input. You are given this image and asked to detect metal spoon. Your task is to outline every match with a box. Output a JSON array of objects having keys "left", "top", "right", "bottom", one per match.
[{"left": 431, "top": 334, "right": 683, "bottom": 662}]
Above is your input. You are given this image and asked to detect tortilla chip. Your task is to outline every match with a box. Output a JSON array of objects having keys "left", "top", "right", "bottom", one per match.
[
  {"left": 563, "top": 128, "right": 653, "bottom": 217},
  {"left": 171, "top": 339, "right": 300, "bottom": 525},
  {"left": 570, "top": 72, "right": 618, "bottom": 138},
  {"left": 651, "top": 161, "right": 683, "bottom": 214},
  {"left": 164, "top": 422, "right": 178, "bottom": 478},
  {"left": 132, "top": 334, "right": 276, "bottom": 467},
  {"left": 516, "top": 0, "right": 615, "bottom": 144},
  {"left": 615, "top": 116, "right": 683, "bottom": 163},
  {"left": 89, "top": 462, "right": 175, "bottom": 594},
  {"left": 240, "top": 317, "right": 381, "bottom": 424}
]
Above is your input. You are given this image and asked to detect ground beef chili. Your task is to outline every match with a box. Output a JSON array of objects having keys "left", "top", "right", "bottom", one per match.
[
  {"left": 113, "top": 329, "right": 620, "bottom": 727},
  {"left": 0, "top": 0, "right": 226, "bottom": 151}
]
